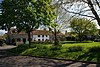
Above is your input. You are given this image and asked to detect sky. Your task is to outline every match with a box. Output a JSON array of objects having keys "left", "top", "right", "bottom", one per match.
[
  {"left": 0, "top": 0, "right": 100, "bottom": 35},
  {"left": 0, "top": 0, "right": 2, "bottom": 3}
]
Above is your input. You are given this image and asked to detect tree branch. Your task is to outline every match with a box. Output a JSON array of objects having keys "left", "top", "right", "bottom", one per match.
[
  {"left": 95, "top": 0, "right": 100, "bottom": 9},
  {"left": 61, "top": 6, "right": 96, "bottom": 19},
  {"left": 87, "top": 0, "right": 100, "bottom": 26}
]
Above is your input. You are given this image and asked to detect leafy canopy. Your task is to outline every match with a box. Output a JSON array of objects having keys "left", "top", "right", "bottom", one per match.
[
  {"left": 0, "top": 0, "right": 56, "bottom": 32},
  {"left": 70, "top": 18, "right": 98, "bottom": 35}
]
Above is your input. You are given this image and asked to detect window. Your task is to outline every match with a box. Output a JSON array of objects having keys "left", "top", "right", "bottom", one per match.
[
  {"left": 12, "top": 38, "right": 15, "bottom": 43},
  {"left": 17, "top": 38, "right": 21, "bottom": 42},
  {"left": 38, "top": 39, "right": 40, "bottom": 41},
  {"left": 46, "top": 35, "right": 48, "bottom": 37},
  {"left": 42, "top": 39, "right": 44, "bottom": 41},
  {"left": 45, "top": 39, "right": 48, "bottom": 41},
  {"left": 42, "top": 35, "right": 44, "bottom": 37},
  {"left": 38, "top": 35, "right": 40, "bottom": 37},
  {"left": 23, "top": 38, "right": 26, "bottom": 43}
]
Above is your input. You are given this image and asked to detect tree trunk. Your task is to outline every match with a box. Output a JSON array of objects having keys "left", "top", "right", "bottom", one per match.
[
  {"left": 54, "top": 28, "right": 59, "bottom": 46},
  {"left": 7, "top": 28, "right": 11, "bottom": 44},
  {"left": 87, "top": 0, "right": 100, "bottom": 26},
  {"left": 27, "top": 31, "right": 31, "bottom": 46},
  {"left": 78, "top": 32, "right": 82, "bottom": 42}
]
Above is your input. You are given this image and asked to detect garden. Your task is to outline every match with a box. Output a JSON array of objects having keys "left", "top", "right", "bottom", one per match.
[{"left": 7, "top": 41, "right": 100, "bottom": 62}]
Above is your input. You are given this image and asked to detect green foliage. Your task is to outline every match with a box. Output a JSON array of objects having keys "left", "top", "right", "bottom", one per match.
[
  {"left": 0, "top": 39, "right": 4, "bottom": 46},
  {"left": 68, "top": 46, "right": 83, "bottom": 52},
  {"left": 70, "top": 18, "right": 98, "bottom": 41},
  {"left": 7, "top": 42, "right": 100, "bottom": 62},
  {"left": 7, "top": 44, "right": 30, "bottom": 55},
  {"left": 89, "top": 46, "right": 100, "bottom": 52},
  {"left": 48, "top": 22, "right": 61, "bottom": 46},
  {"left": 71, "top": 18, "right": 98, "bottom": 35},
  {"left": 31, "top": 41, "right": 53, "bottom": 44},
  {"left": 0, "top": 0, "right": 16, "bottom": 30},
  {"left": 50, "top": 45, "right": 61, "bottom": 50},
  {"left": 0, "top": 0, "right": 56, "bottom": 44}
]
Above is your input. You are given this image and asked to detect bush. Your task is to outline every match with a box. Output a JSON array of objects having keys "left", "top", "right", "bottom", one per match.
[
  {"left": 89, "top": 46, "right": 100, "bottom": 52},
  {"left": 31, "top": 41, "right": 53, "bottom": 44},
  {"left": 0, "top": 39, "right": 5, "bottom": 46},
  {"left": 50, "top": 46, "right": 61, "bottom": 50},
  {"left": 68, "top": 46, "right": 83, "bottom": 52},
  {"left": 7, "top": 44, "right": 30, "bottom": 55}
]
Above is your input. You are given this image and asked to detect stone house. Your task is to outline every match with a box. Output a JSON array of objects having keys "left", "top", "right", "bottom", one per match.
[{"left": 7, "top": 29, "right": 64, "bottom": 44}]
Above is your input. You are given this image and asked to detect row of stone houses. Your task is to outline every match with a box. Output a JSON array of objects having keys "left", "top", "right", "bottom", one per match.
[
  {"left": 7, "top": 29, "right": 64, "bottom": 44},
  {"left": 5, "top": 28, "right": 100, "bottom": 44}
]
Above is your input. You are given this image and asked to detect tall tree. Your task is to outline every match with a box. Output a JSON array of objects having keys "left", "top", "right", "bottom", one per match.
[
  {"left": 70, "top": 18, "right": 98, "bottom": 42},
  {"left": 0, "top": 0, "right": 16, "bottom": 44},
  {"left": 83, "top": 0, "right": 100, "bottom": 26},
  {"left": 48, "top": 22, "right": 60, "bottom": 46},
  {"left": 47, "top": 0, "right": 76, "bottom": 46},
  {"left": 0, "top": 0, "right": 56, "bottom": 45},
  {"left": 57, "top": 0, "right": 100, "bottom": 27}
]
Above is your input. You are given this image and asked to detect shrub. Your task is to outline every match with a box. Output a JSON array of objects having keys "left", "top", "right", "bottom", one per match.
[
  {"left": 37, "top": 45, "right": 47, "bottom": 49},
  {"left": 31, "top": 41, "right": 53, "bottom": 44},
  {"left": 50, "top": 46, "right": 61, "bottom": 50},
  {"left": 68, "top": 46, "right": 83, "bottom": 52},
  {"left": 7, "top": 44, "right": 30, "bottom": 55},
  {"left": 0, "top": 39, "right": 5, "bottom": 46},
  {"left": 2, "top": 43, "right": 6, "bottom": 46},
  {"left": 89, "top": 46, "right": 100, "bottom": 52}
]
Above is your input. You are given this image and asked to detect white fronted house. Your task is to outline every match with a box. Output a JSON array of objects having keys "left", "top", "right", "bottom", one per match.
[
  {"left": 32, "top": 30, "right": 51, "bottom": 41},
  {"left": 7, "top": 29, "right": 64, "bottom": 44}
]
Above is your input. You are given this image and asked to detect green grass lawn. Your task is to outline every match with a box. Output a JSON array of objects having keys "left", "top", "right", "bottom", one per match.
[{"left": 7, "top": 41, "right": 100, "bottom": 62}]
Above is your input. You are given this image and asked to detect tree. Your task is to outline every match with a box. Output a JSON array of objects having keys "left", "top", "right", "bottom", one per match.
[
  {"left": 1, "top": 0, "right": 55, "bottom": 45},
  {"left": 82, "top": 0, "right": 100, "bottom": 26},
  {"left": 47, "top": 0, "right": 76, "bottom": 46},
  {"left": 57, "top": 0, "right": 100, "bottom": 27},
  {"left": 70, "top": 18, "right": 98, "bottom": 42},
  {"left": 50, "top": 0, "right": 100, "bottom": 43},
  {"left": 0, "top": 0, "right": 16, "bottom": 44},
  {"left": 48, "top": 22, "right": 60, "bottom": 46}
]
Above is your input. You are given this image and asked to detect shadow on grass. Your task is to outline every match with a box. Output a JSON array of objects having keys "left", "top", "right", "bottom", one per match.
[
  {"left": 1, "top": 45, "right": 100, "bottom": 67},
  {"left": 76, "top": 52, "right": 100, "bottom": 67},
  {"left": 6, "top": 45, "right": 30, "bottom": 56}
]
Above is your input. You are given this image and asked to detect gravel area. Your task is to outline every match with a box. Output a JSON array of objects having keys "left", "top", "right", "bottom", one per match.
[{"left": 0, "top": 56, "right": 99, "bottom": 67}]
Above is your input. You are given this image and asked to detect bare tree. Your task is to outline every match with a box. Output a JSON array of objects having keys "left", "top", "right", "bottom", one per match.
[
  {"left": 82, "top": 0, "right": 100, "bottom": 26},
  {"left": 48, "top": 0, "right": 77, "bottom": 46},
  {"left": 55, "top": 0, "right": 100, "bottom": 27}
]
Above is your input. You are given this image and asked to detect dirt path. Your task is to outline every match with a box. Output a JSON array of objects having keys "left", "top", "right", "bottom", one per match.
[
  {"left": 0, "top": 45, "right": 16, "bottom": 57},
  {"left": 0, "top": 56, "right": 99, "bottom": 67},
  {"left": 0, "top": 46, "right": 100, "bottom": 67}
]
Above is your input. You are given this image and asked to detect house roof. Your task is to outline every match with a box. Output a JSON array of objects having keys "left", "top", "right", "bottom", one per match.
[
  {"left": 57, "top": 33, "right": 64, "bottom": 36},
  {"left": 65, "top": 32, "right": 72, "bottom": 36},
  {"left": 32, "top": 30, "right": 64, "bottom": 36},
  {"left": 32, "top": 30, "right": 51, "bottom": 35},
  {"left": 11, "top": 30, "right": 64, "bottom": 36},
  {"left": 18, "top": 31, "right": 27, "bottom": 34}
]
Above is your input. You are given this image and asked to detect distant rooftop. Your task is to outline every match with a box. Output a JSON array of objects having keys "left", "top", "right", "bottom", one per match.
[{"left": 14, "top": 30, "right": 64, "bottom": 36}]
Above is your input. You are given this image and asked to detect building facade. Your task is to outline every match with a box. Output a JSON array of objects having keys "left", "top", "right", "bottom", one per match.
[{"left": 7, "top": 29, "right": 64, "bottom": 44}]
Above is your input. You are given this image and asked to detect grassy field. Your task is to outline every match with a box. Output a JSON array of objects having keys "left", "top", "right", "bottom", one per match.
[{"left": 7, "top": 41, "right": 100, "bottom": 62}]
